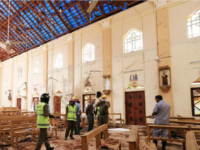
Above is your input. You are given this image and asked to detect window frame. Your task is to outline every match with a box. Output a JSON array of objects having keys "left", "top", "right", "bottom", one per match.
[
  {"left": 187, "top": 9, "right": 200, "bottom": 38},
  {"left": 54, "top": 54, "right": 63, "bottom": 69},
  {"left": 33, "top": 61, "right": 40, "bottom": 74},
  {"left": 123, "top": 29, "right": 143, "bottom": 53},
  {"left": 82, "top": 44, "right": 95, "bottom": 63},
  {"left": 191, "top": 87, "right": 200, "bottom": 116},
  {"left": 18, "top": 67, "right": 22, "bottom": 78}
]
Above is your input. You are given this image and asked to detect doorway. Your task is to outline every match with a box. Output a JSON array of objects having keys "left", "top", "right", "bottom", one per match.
[
  {"left": 82, "top": 94, "right": 95, "bottom": 112},
  {"left": 125, "top": 91, "right": 146, "bottom": 125},
  {"left": 33, "top": 97, "right": 39, "bottom": 111},
  {"left": 17, "top": 98, "right": 21, "bottom": 109},
  {"left": 54, "top": 96, "right": 61, "bottom": 114}
]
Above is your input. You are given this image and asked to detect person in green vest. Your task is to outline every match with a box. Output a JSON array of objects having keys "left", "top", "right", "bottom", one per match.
[
  {"left": 65, "top": 98, "right": 78, "bottom": 140},
  {"left": 35, "top": 93, "right": 54, "bottom": 150},
  {"left": 95, "top": 97, "right": 101, "bottom": 126}
]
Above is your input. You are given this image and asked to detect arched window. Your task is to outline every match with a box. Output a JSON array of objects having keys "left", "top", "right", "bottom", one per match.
[
  {"left": 124, "top": 29, "right": 143, "bottom": 53},
  {"left": 82, "top": 44, "right": 95, "bottom": 63},
  {"left": 55, "top": 54, "right": 63, "bottom": 69},
  {"left": 18, "top": 67, "right": 22, "bottom": 78},
  {"left": 33, "top": 61, "right": 40, "bottom": 74},
  {"left": 187, "top": 9, "right": 200, "bottom": 38}
]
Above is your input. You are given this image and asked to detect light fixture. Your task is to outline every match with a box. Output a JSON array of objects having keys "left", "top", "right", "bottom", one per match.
[{"left": 103, "top": 75, "right": 111, "bottom": 95}]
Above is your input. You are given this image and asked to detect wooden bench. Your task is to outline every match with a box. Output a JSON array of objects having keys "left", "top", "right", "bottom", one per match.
[
  {"left": 81, "top": 124, "right": 121, "bottom": 150},
  {"left": 48, "top": 118, "right": 58, "bottom": 138},
  {"left": 1, "top": 107, "right": 21, "bottom": 115},
  {"left": 127, "top": 126, "right": 139, "bottom": 150},
  {"left": 146, "top": 124, "right": 200, "bottom": 150},
  {"left": 109, "top": 113, "right": 124, "bottom": 127},
  {"left": 186, "top": 131, "right": 200, "bottom": 150},
  {"left": 53, "top": 113, "right": 66, "bottom": 129},
  {"left": 11, "top": 118, "right": 39, "bottom": 148},
  {"left": 128, "top": 126, "right": 157, "bottom": 150},
  {"left": 0, "top": 116, "right": 36, "bottom": 143},
  {"left": 21, "top": 111, "right": 36, "bottom": 117}
]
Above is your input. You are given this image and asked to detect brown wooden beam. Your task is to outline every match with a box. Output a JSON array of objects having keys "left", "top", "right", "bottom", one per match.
[
  {"left": 5, "top": 1, "right": 45, "bottom": 43},
  {"left": 48, "top": 1, "right": 71, "bottom": 32}
]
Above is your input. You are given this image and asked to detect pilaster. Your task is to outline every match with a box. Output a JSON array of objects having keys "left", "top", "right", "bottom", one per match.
[
  {"left": 101, "top": 18, "right": 113, "bottom": 113},
  {"left": 156, "top": 7, "right": 174, "bottom": 115}
]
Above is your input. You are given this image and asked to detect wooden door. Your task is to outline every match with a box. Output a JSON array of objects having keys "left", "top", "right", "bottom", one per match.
[
  {"left": 17, "top": 98, "right": 21, "bottom": 109},
  {"left": 125, "top": 91, "right": 146, "bottom": 125},
  {"left": 54, "top": 96, "right": 61, "bottom": 114},
  {"left": 33, "top": 97, "right": 39, "bottom": 111}
]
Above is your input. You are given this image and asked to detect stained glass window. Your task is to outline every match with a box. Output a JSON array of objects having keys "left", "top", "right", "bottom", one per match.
[
  {"left": 187, "top": 10, "right": 200, "bottom": 38},
  {"left": 18, "top": 67, "right": 22, "bottom": 78},
  {"left": 82, "top": 44, "right": 95, "bottom": 63},
  {"left": 124, "top": 30, "right": 143, "bottom": 53},
  {"left": 191, "top": 88, "right": 200, "bottom": 116},
  {"left": 33, "top": 61, "right": 40, "bottom": 74},
  {"left": 55, "top": 54, "right": 63, "bottom": 69}
]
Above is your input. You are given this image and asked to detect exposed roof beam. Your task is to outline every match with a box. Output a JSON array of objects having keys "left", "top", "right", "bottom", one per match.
[
  {"left": 48, "top": 1, "right": 71, "bottom": 32},
  {"left": 4, "top": 1, "right": 45, "bottom": 43}
]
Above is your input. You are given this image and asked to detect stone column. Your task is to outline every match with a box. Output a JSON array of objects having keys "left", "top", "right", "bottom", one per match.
[
  {"left": 67, "top": 34, "right": 74, "bottom": 96},
  {"left": 156, "top": 6, "right": 174, "bottom": 115},
  {"left": 43, "top": 45, "right": 48, "bottom": 93},
  {"left": 101, "top": 18, "right": 113, "bottom": 113}
]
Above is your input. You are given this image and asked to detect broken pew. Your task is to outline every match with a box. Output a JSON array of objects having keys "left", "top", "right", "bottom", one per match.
[{"left": 81, "top": 124, "right": 121, "bottom": 150}]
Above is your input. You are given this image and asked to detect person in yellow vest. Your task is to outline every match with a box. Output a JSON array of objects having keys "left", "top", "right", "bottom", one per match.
[
  {"left": 95, "top": 97, "right": 101, "bottom": 126},
  {"left": 35, "top": 93, "right": 54, "bottom": 150},
  {"left": 96, "top": 94, "right": 110, "bottom": 139},
  {"left": 65, "top": 98, "right": 78, "bottom": 140}
]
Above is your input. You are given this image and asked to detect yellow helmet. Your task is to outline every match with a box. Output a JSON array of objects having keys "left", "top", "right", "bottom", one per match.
[
  {"left": 73, "top": 96, "right": 77, "bottom": 100},
  {"left": 102, "top": 94, "right": 107, "bottom": 98}
]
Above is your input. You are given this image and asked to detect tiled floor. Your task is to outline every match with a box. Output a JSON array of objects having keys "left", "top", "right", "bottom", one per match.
[{"left": 0, "top": 126, "right": 183, "bottom": 150}]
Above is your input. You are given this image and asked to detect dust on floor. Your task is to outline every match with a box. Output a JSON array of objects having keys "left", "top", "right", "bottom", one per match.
[{"left": 0, "top": 126, "right": 183, "bottom": 150}]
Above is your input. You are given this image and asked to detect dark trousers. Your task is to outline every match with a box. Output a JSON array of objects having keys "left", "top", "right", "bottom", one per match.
[
  {"left": 99, "top": 115, "right": 108, "bottom": 125},
  {"left": 87, "top": 115, "right": 94, "bottom": 132},
  {"left": 75, "top": 114, "right": 81, "bottom": 134},
  {"left": 99, "top": 115, "right": 108, "bottom": 138},
  {"left": 97, "top": 116, "right": 100, "bottom": 126},
  {"left": 35, "top": 128, "right": 50, "bottom": 150},
  {"left": 65, "top": 121, "right": 76, "bottom": 138}
]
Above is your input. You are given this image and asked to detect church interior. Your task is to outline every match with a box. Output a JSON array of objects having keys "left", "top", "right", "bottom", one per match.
[{"left": 0, "top": 0, "right": 200, "bottom": 150}]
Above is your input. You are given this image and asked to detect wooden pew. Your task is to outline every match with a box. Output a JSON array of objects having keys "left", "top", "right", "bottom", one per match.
[
  {"left": 109, "top": 113, "right": 124, "bottom": 127},
  {"left": 1, "top": 107, "right": 21, "bottom": 115},
  {"left": 53, "top": 113, "right": 66, "bottom": 129},
  {"left": 81, "top": 124, "right": 121, "bottom": 150},
  {"left": 11, "top": 118, "right": 39, "bottom": 148},
  {"left": 128, "top": 126, "right": 157, "bottom": 150},
  {"left": 186, "top": 131, "right": 199, "bottom": 150},
  {"left": 146, "top": 124, "right": 200, "bottom": 150},
  {"left": 0, "top": 116, "right": 36, "bottom": 142},
  {"left": 49, "top": 118, "right": 58, "bottom": 138},
  {"left": 127, "top": 126, "right": 139, "bottom": 150},
  {"left": 21, "top": 111, "right": 36, "bottom": 117}
]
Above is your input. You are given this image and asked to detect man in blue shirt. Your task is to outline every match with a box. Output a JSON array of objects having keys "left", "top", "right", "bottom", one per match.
[
  {"left": 74, "top": 97, "right": 81, "bottom": 135},
  {"left": 152, "top": 95, "right": 171, "bottom": 150}
]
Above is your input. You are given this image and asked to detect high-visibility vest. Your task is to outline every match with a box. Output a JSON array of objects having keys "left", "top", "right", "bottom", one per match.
[
  {"left": 97, "top": 106, "right": 100, "bottom": 116},
  {"left": 36, "top": 102, "right": 49, "bottom": 128},
  {"left": 67, "top": 105, "right": 77, "bottom": 121}
]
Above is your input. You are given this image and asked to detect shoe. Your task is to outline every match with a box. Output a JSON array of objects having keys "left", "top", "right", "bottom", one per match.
[
  {"left": 162, "top": 141, "right": 166, "bottom": 150},
  {"left": 70, "top": 137, "right": 75, "bottom": 140},
  {"left": 153, "top": 140, "right": 157, "bottom": 147},
  {"left": 47, "top": 147, "right": 54, "bottom": 150}
]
